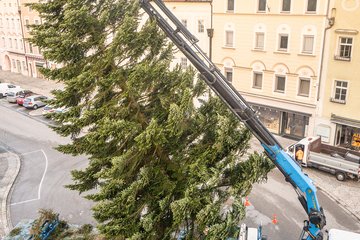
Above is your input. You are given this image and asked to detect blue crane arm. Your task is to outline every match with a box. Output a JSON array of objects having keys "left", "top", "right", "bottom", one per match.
[{"left": 139, "top": 0, "right": 326, "bottom": 239}]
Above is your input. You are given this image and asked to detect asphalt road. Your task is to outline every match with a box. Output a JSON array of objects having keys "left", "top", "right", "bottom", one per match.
[
  {"left": 243, "top": 163, "right": 360, "bottom": 239},
  {"left": 1, "top": 99, "right": 360, "bottom": 239},
  {"left": 0, "top": 101, "right": 95, "bottom": 227}
]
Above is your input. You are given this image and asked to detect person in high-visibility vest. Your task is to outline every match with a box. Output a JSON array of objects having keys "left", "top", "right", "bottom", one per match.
[{"left": 295, "top": 146, "right": 304, "bottom": 163}]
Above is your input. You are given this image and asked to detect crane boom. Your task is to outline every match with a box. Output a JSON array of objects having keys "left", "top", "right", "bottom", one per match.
[{"left": 139, "top": 0, "right": 326, "bottom": 239}]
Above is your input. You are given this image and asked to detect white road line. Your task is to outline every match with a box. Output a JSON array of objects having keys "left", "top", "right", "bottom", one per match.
[
  {"left": 11, "top": 149, "right": 48, "bottom": 206},
  {"left": 21, "top": 149, "right": 42, "bottom": 156},
  {"left": 38, "top": 149, "right": 48, "bottom": 200},
  {"left": 10, "top": 198, "right": 38, "bottom": 206}
]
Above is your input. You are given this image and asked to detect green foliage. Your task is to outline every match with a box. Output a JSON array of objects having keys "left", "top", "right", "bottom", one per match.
[
  {"left": 9, "top": 227, "right": 21, "bottom": 237},
  {"left": 29, "top": 0, "right": 273, "bottom": 239}
]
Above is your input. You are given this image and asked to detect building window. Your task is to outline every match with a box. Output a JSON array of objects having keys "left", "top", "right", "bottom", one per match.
[
  {"left": 15, "top": 39, "right": 18, "bottom": 49},
  {"left": 298, "top": 78, "right": 310, "bottom": 97},
  {"left": 225, "top": 30, "right": 234, "bottom": 47},
  {"left": 35, "top": 19, "right": 39, "bottom": 25},
  {"left": 1, "top": 37, "right": 5, "bottom": 47},
  {"left": 302, "top": 35, "right": 314, "bottom": 54},
  {"left": 20, "top": 39, "right": 23, "bottom": 49},
  {"left": 181, "top": 19, "right": 187, "bottom": 28},
  {"left": 258, "top": 0, "right": 267, "bottom": 12},
  {"left": 198, "top": 20, "right": 204, "bottom": 33},
  {"left": 180, "top": 57, "right": 187, "bottom": 69},
  {"left": 282, "top": 0, "right": 291, "bottom": 12},
  {"left": 255, "top": 32, "right": 265, "bottom": 50},
  {"left": 227, "top": 0, "right": 234, "bottom": 11},
  {"left": 275, "top": 75, "right": 286, "bottom": 93},
  {"left": 335, "top": 37, "right": 352, "bottom": 61},
  {"left": 25, "top": 19, "right": 29, "bottom": 30},
  {"left": 29, "top": 43, "right": 33, "bottom": 53},
  {"left": 253, "top": 72, "right": 263, "bottom": 89},
  {"left": 278, "top": 34, "right": 288, "bottom": 51},
  {"left": 225, "top": 68, "right": 233, "bottom": 82},
  {"left": 9, "top": 38, "right": 12, "bottom": 48},
  {"left": 12, "top": 59, "right": 16, "bottom": 68},
  {"left": 22, "top": 61, "right": 27, "bottom": 71},
  {"left": 307, "top": 0, "right": 317, "bottom": 12},
  {"left": 331, "top": 80, "right": 348, "bottom": 103}
]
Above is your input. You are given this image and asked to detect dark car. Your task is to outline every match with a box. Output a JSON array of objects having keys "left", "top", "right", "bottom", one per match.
[{"left": 16, "top": 91, "right": 36, "bottom": 106}]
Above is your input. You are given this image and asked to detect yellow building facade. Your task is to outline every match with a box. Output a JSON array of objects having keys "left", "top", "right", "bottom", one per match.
[
  {"left": 316, "top": 0, "right": 360, "bottom": 149},
  {"left": 212, "top": 0, "right": 330, "bottom": 140},
  {"left": 164, "top": 0, "right": 212, "bottom": 69}
]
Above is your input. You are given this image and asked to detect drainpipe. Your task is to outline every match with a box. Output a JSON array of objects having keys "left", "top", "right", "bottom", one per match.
[
  {"left": 317, "top": 0, "right": 335, "bottom": 101},
  {"left": 17, "top": 0, "right": 29, "bottom": 76},
  {"left": 206, "top": 0, "right": 213, "bottom": 61}
]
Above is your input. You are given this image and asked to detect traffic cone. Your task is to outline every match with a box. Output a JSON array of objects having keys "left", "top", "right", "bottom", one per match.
[
  {"left": 272, "top": 214, "right": 278, "bottom": 224},
  {"left": 244, "top": 197, "right": 251, "bottom": 207}
]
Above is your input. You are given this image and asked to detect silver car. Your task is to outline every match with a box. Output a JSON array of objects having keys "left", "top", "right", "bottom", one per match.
[
  {"left": 23, "top": 95, "right": 48, "bottom": 109},
  {"left": 7, "top": 89, "right": 32, "bottom": 103}
]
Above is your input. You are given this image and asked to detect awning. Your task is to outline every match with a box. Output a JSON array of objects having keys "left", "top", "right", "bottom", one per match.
[{"left": 331, "top": 114, "right": 360, "bottom": 129}]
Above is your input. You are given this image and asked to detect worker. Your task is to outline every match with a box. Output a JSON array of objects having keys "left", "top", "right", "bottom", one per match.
[{"left": 295, "top": 146, "right": 304, "bottom": 163}]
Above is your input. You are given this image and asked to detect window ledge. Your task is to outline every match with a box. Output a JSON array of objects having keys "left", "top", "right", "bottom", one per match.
[
  {"left": 280, "top": 11, "right": 291, "bottom": 14},
  {"left": 226, "top": 10, "right": 234, "bottom": 13},
  {"left": 305, "top": 11, "right": 317, "bottom": 14},
  {"left": 297, "top": 94, "right": 310, "bottom": 98},
  {"left": 334, "top": 55, "right": 351, "bottom": 61},
  {"left": 274, "top": 51, "right": 290, "bottom": 55},
  {"left": 223, "top": 46, "right": 236, "bottom": 50},
  {"left": 298, "top": 53, "right": 316, "bottom": 57},
  {"left": 274, "top": 90, "right": 285, "bottom": 94},
  {"left": 257, "top": 10, "right": 266, "bottom": 13},
  {"left": 330, "top": 97, "right": 346, "bottom": 104},
  {"left": 252, "top": 48, "right": 266, "bottom": 52}
]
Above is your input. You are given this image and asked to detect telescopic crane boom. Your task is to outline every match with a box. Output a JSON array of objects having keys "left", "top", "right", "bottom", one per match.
[{"left": 139, "top": 1, "right": 326, "bottom": 239}]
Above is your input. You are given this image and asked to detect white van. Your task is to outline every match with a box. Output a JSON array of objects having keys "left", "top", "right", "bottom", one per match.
[{"left": 0, "top": 83, "right": 21, "bottom": 98}]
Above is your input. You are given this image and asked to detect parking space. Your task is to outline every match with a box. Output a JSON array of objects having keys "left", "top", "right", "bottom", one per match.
[{"left": 10, "top": 150, "right": 46, "bottom": 206}]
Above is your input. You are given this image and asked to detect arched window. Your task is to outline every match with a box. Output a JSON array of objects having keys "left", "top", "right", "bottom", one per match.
[
  {"left": 301, "top": 25, "right": 316, "bottom": 54},
  {"left": 276, "top": 24, "right": 290, "bottom": 52},
  {"left": 224, "top": 23, "right": 235, "bottom": 48},
  {"left": 253, "top": 23, "right": 266, "bottom": 50}
]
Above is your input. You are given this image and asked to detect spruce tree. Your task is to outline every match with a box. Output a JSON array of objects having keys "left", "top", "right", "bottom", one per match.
[{"left": 29, "top": 0, "right": 273, "bottom": 239}]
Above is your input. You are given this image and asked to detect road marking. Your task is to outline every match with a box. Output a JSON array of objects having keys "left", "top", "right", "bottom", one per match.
[
  {"left": 21, "top": 149, "right": 42, "bottom": 156},
  {"left": 10, "top": 198, "right": 38, "bottom": 206},
  {"left": 11, "top": 149, "right": 49, "bottom": 206}
]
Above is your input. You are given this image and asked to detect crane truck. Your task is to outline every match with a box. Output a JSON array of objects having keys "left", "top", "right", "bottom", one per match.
[{"left": 139, "top": 0, "right": 359, "bottom": 239}]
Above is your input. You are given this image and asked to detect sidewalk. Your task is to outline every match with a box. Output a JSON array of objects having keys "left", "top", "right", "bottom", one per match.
[
  {"left": 0, "top": 151, "right": 21, "bottom": 237},
  {"left": 0, "top": 71, "right": 64, "bottom": 97}
]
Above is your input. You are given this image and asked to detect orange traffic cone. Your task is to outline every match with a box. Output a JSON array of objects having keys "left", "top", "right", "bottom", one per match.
[
  {"left": 244, "top": 197, "right": 251, "bottom": 207},
  {"left": 272, "top": 214, "right": 278, "bottom": 224}
]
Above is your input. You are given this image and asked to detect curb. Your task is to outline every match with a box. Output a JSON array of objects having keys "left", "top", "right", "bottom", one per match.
[
  {"left": 0, "top": 152, "right": 21, "bottom": 237},
  {"left": 315, "top": 182, "right": 360, "bottom": 223}
]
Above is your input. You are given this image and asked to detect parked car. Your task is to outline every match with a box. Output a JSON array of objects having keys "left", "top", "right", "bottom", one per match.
[
  {"left": 42, "top": 105, "right": 68, "bottom": 117},
  {"left": 7, "top": 89, "right": 32, "bottom": 103},
  {"left": 0, "top": 83, "right": 21, "bottom": 98},
  {"left": 23, "top": 95, "right": 48, "bottom": 109},
  {"left": 17, "top": 91, "right": 36, "bottom": 105}
]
